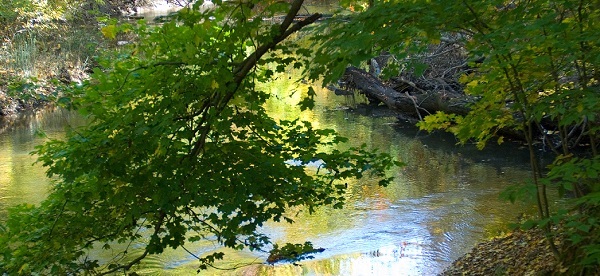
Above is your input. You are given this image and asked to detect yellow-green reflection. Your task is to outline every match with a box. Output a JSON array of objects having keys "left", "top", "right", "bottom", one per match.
[
  {"left": 0, "top": 8, "right": 546, "bottom": 276},
  {"left": 0, "top": 108, "right": 87, "bottom": 217},
  {"left": 0, "top": 89, "right": 540, "bottom": 275}
]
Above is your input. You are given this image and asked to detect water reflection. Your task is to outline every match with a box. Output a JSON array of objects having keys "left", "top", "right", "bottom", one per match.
[
  {"left": 0, "top": 108, "right": 87, "bottom": 216},
  {"left": 0, "top": 79, "right": 540, "bottom": 275}
]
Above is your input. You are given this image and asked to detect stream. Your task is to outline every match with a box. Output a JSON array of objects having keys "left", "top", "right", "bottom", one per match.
[
  {"left": 0, "top": 2, "right": 544, "bottom": 274},
  {"left": 0, "top": 75, "right": 541, "bottom": 275}
]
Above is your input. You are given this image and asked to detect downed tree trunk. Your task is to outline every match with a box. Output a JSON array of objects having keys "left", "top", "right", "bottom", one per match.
[
  {"left": 342, "top": 66, "right": 529, "bottom": 141},
  {"left": 343, "top": 66, "right": 472, "bottom": 120}
]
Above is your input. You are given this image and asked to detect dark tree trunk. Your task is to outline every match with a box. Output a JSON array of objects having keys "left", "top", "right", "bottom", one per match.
[
  {"left": 344, "top": 66, "right": 472, "bottom": 120},
  {"left": 342, "top": 66, "right": 536, "bottom": 142}
]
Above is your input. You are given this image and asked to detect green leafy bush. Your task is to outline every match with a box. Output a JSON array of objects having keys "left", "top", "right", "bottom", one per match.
[
  {"left": 311, "top": 0, "right": 599, "bottom": 273},
  {"left": 0, "top": 1, "right": 399, "bottom": 274}
]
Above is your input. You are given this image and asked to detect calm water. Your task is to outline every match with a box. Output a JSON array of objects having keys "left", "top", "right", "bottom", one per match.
[
  {"left": 0, "top": 2, "right": 542, "bottom": 274},
  {"left": 0, "top": 108, "right": 88, "bottom": 210},
  {"left": 0, "top": 75, "right": 540, "bottom": 275}
]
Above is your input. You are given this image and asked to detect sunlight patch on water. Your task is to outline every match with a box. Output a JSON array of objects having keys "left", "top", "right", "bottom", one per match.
[
  {"left": 284, "top": 158, "right": 326, "bottom": 169},
  {"left": 0, "top": 98, "right": 537, "bottom": 275}
]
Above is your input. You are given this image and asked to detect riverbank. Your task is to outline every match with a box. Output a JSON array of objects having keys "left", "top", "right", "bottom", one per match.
[
  {"left": 0, "top": 1, "right": 175, "bottom": 118},
  {"left": 442, "top": 226, "right": 600, "bottom": 275},
  {"left": 441, "top": 228, "right": 560, "bottom": 275},
  {"left": 0, "top": 90, "right": 22, "bottom": 117},
  {"left": 0, "top": 80, "right": 55, "bottom": 117},
  {"left": 0, "top": 23, "right": 98, "bottom": 117}
]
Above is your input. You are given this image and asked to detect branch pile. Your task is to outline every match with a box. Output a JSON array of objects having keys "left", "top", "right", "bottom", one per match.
[{"left": 341, "top": 37, "right": 474, "bottom": 122}]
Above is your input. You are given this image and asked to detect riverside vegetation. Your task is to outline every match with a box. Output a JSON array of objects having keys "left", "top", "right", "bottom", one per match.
[
  {"left": 0, "top": 0, "right": 144, "bottom": 115},
  {"left": 1, "top": 0, "right": 599, "bottom": 275}
]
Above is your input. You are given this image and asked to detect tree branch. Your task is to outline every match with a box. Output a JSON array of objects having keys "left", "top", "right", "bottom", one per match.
[
  {"left": 187, "top": 0, "right": 321, "bottom": 160},
  {"left": 98, "top": 212, "right": 166, "bottom": 275}
]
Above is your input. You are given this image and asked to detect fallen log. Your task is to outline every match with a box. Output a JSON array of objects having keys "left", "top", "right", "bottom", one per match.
[
  {"left": 343, "top": 66, "right": 472, "bottom": 120},
  {"left": 341, "top": 66, "right": 539, "bottom": 142}
]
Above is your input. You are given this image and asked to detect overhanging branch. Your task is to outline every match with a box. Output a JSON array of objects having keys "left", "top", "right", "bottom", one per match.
[{"left": 189, "top": 0, "right": 321, "bottom": 159}]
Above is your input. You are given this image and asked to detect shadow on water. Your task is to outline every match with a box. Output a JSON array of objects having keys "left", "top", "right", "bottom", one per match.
[
  {"left": 0, "top": 87, "right": 544, "bottom": 276},
  {"left": 0, "top": 79, "right": 552, "bottom": 276},
  {"left": 0, "top": 4, "right": 556, "bottom": 274}
]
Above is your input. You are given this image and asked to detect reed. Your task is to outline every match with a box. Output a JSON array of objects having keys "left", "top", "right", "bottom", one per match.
[{"left": 8, "top": 29, "right": 38, "bottom": 76}]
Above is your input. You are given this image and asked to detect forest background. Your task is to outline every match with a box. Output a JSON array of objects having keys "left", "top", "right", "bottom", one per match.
[{"left": 0, "top": 0, "right": 599, "bottom": 275}]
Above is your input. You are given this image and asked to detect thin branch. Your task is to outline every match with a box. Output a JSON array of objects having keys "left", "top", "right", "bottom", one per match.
[
  {"left": 204, "top": 258, "right": 264, "bottom": 271},
  {"left": 95, "top": 218, "right": 148, "bottom": 271},
  {"left": 47, "top": 200, "right": 68, "bottom": 238},
  {"left": 98, "top": 212, "right": 166, "bottom": 275},
  {"left": 189, "top": 2, "right": 321, "bottom": 160},
  {"left": 182, "top": 245, "right": 201, "bottom": 260},
  {"left": 406, "top": 94, "right": 424, "bottom": 121},
  {"left": 570, "top": 117, "right": 587, "bottom": 148}
]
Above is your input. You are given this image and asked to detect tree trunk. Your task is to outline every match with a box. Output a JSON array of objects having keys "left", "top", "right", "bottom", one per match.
[
  {"left": 344, "top": 66, "right": 472, "bottom": 120},
  {"left": 342, "top": 66, "right": 530, "bottom": 141}
]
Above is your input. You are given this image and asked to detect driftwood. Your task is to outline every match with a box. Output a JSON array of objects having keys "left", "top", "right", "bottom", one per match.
[
  {"left": 343, "top": 66, "right": 472, "bottom": 121},
  {"left": 338, "top": 38, "right": 591, "bottom": 147},
  {"left": 340, "top": 66, "right": 536, "bottom": 142}
]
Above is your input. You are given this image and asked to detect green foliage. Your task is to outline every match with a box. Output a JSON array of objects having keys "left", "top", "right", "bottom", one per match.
[
  {"left": 500, "top": 179, "right": 538, "bottom": 205},
  {"left": 545, "top": 156, "right": 600, "bottom": 197},
  {"left": 0, "top": 1, "right": 398, "bottom": 274},
  {"left": 0, "top": 0, "right": 111, "bottom": 112},
  {"left": 4, "top": 0, "right": 598, "bottom": 273},
  {"left": 311, "top": 0, "right": 599, "bottom": 272},
  {"left": 307, "top": 0, "right": 441, "bottom": 85},
  {"left": 0, "top": 0, "right": 70, "bottom": 34},
  {"left": 266, "top": 241, "right": 325, "bottom": 264},
  {"left": 543, "top": 156, "right": 600, "bottom": 269},
  {"left": 6, "top": 76, "right": 40, "bottom": 100},
  {"left": 409, "top": 0, "right": 600, "bottom": 271},
  {"left": 0, "top": 0, "right": 39, "bottom": 24}
]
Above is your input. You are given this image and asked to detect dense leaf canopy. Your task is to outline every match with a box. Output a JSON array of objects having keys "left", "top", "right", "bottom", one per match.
[
  {"left": 0, "top": 0, "right": 397, "bottom": 274},
  {"left": 1, "top": 0, "right": 600, "bottom": 274}
]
